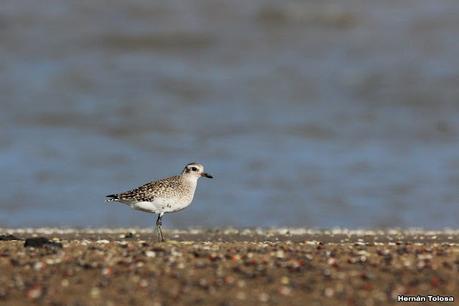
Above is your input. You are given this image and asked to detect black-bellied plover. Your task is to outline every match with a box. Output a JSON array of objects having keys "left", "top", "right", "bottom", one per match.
[{"left": 106, "top": 162, "right": 213, "bottom": 241}]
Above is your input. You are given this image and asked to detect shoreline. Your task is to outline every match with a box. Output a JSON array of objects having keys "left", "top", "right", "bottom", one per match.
[
  {"left": 1, "top": 229, "right": 458, "bottom": 306},
  {"left": 2, "top": 227, "right": 459, "bottom": 243}
]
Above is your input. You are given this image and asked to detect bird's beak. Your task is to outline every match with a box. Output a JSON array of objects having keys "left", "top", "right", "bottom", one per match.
[{"left": 201, "top": 172, "right": 213, "bottom": 179}]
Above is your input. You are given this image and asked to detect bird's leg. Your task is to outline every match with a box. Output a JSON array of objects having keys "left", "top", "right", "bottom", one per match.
[
  {"left": 155, "top": 214, "right": 161, "bottom": 241},
  {"left": 155, "top": 215, "right": 160, "bottom": 242},
  {"left": 155, "top": 213, "right": 165, "bottom": 242}
]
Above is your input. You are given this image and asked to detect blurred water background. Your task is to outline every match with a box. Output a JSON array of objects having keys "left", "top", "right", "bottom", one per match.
[{"left": 1, "top": 0, "right": 458, "bottom": 229}]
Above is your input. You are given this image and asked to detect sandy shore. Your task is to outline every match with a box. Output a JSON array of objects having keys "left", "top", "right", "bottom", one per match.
[{"left": 0, "top": 228, "right": 458, "bottom": 306}]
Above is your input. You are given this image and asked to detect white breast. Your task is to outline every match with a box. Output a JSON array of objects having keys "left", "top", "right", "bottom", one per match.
[{"left": 131, "top": 194, "right": 194, "bottom": 214}]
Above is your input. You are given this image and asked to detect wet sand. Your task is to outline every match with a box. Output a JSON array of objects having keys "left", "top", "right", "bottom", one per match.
[{"left": 0, "top": 228, "right": 458, "bottom": 306}]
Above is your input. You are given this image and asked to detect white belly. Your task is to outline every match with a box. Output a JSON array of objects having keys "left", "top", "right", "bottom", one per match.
[{"left": 130, "top": 197, "right": 192, "bottom": 214}]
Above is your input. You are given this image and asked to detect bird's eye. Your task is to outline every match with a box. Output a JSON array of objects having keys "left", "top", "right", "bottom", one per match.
[{"left": 191, "top": 167, "right": 198, "bottom": 171}]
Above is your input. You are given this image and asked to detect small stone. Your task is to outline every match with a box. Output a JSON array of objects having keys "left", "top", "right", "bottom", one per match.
[
  {"left": 327, "top": 258, "right": 337, "bottom": 266},
  {"left": 34, "top": 262, "right": 45, "bottom": 271},
  {"left": 259, "top": 292, "right": 269, "bottom": 302},
  {"left": 27, "top": 286, "right": 42, "bottom": 300},
  {"left": 431, "top": 276, "right": 440, "bottom": 288},
  {"left": 275, "top": 250, "right": 285, "bottom": 258},
  {"left": 280, "top": 276, "right": 290, "bottom": 285},
  {"left": 224, "top": 276, "right": 235, "bottom": 285},
  {"left": 209, "top": 253, "right": 220, "bottom": 261},
  {"left": 236, "top": 292, "right": 246, "bottom": 300},
  {"left": 139, "top": 279, "right": 149, "bottom": 288},
  {"left": 46, "top": 258, "right": 62, "bottom": 265},
  {"left": 279, "top": 286, "right": 292, "bottom": 296},
  {"left": 324, "top": 287, "right": 334, "bottom": 297},
  {"left": 102, "top": 267, "right": 112, "bottom": 277},
  {"left": 90, "top": 287, "right": 100, "bottom": 298},
  {"left": 120, "top": 232, "right": 134, "bottom": 239},
  {"left": 231, "top": 254, "right": 241, "bottom": 262},
  {"left": 24, "top": 237, "right": 62, "bottom": 249},
  {"left": 199, "top": 278, "right": 208, "bottom": 288},
  {"left": 0, "top": 234, "right": 20, "bottom": 241},
  {"left": 145, "top": 251, "right": 156, "bottom": 258}
]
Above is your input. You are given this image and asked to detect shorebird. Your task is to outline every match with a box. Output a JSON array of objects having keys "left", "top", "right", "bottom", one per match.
[{"left": 106, "top": 162, "right": 213, "bottom": 241}]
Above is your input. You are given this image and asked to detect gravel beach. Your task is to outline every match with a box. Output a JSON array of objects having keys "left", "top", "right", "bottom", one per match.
[{"left": 0, "top": 228, "right": 458, "bottom": 306}]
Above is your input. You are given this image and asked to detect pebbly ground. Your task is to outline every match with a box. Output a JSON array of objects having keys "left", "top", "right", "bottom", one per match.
[{"left": 0, "top": 228, "right": 458, "bottom": 306}]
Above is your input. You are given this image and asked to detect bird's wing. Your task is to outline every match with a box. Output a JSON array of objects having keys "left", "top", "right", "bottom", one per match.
[{"left": 106, "top": 176, "right": 180, "bottom": 202}]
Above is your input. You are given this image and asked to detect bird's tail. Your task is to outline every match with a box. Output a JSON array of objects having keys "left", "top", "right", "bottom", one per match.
[{"left": 105, "top": 194, "right": 119, "bottom": 203}]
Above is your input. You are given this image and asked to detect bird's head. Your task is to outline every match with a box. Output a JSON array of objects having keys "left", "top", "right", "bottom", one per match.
[{"left": 182, "top": 162, "right": 213, "bottom": 179}]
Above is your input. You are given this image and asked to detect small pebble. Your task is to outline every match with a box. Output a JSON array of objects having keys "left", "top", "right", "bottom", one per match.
[
  {"left": 90, "top": 287, "right": 100, "bottom": 298},
  {"left": 324, "top": 287, "right": 334, "bottom": 297},
  {"left": 280, "top": 276, "right": 290, "bottom": 285},
  {"left": 236, "top": 291, "right": 246, "bottom": 300},
  {"left": 27, "top": 286, "right": 42, "bottom": 300},
  {"left": 279, "top": 286, "right": 292, "bottom": 296},
  {"left": 259, "top": 292, "right": 269, "bottom": 302}
]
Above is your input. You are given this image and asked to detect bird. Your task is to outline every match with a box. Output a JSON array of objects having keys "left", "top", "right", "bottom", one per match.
[{"left": 106, "top": 162, "right": 213, "bottom": 241}]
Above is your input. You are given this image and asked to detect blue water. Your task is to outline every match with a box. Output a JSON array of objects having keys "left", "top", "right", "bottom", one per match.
[{"left": 1, "top": 0, "right": 458, "bottom": 228}]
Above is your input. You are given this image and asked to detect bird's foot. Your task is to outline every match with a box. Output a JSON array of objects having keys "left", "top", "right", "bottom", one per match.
[{"left": 155, "top": 226, "right": 165, "bottom": 242}]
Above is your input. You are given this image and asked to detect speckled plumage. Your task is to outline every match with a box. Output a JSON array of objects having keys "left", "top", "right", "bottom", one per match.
[
  {"left": 107, "top": 175, "right": 191, "bottom": 203},
  {"left": 106, "top": 163, "right": 213, "bottom": 241}
]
